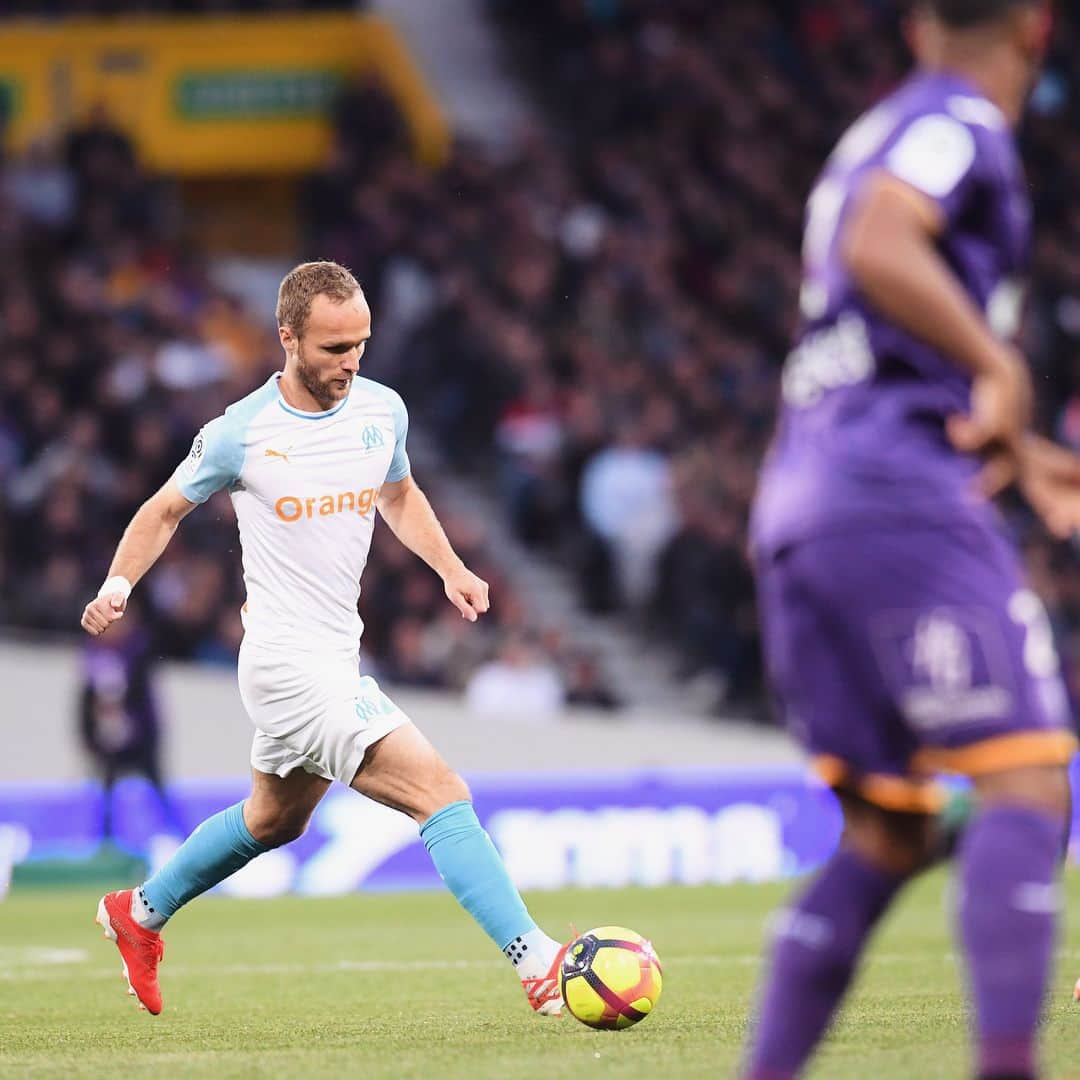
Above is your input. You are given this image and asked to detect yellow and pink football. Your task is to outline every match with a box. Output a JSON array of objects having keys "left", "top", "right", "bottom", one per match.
[{"left": 560, "top": 926, "right": 663, "bottom": 1030}]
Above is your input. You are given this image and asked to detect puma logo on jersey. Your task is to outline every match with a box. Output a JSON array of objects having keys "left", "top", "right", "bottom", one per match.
[{"left": 265, "top": 447, "right": 293, "bottom": 463}]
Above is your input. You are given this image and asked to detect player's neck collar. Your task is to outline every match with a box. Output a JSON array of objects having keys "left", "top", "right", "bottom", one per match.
[{"left": 273, "top": 372, "right": 350, "bottom": 420}]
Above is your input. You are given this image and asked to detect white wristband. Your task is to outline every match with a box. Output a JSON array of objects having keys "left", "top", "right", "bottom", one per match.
[{"left": 98, "top": 575, "right": 133, "bottom": 601}]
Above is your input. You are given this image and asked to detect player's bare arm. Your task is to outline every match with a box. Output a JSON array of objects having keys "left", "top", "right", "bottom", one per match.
[
  {"left": 376, "top": 474, "right": 490, "bottom": 622},
  {"left": 843, "top": 172, "right": 1032, "bottom": 484},
  {"left": 80, "top": 477, "right": 197, "bottom": 636}
]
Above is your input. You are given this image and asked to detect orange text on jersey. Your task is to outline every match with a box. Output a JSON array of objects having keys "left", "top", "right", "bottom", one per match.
[{"left": 274, "top": 487, "right": 380, "bottom": 522}]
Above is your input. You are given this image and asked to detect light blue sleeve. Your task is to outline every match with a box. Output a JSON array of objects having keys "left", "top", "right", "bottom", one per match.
[
  {"left": 173, "top": 414, "right": 244, "bottom": 504},
  {"left": 386, "top": 390, "right": 411, "bottom": 483}
]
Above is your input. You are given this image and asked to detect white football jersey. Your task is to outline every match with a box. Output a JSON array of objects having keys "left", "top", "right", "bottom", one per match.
[{"left": 173, "top": 372, "right": 410, "bottom": 649}]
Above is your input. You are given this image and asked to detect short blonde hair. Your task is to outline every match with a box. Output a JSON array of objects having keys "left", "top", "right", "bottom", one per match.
[{"left": 276, "top": 261, "right": 361, "bottom": 338}]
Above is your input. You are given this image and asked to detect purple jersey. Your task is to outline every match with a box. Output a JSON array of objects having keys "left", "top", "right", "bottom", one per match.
[{"left": 752, "top": 70, "right": 1031, "bottom": 554}]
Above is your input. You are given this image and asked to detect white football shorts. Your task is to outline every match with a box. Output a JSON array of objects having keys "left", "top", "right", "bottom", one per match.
[{"left": 237, "top": 638, "right": 409, "bottom": 785}]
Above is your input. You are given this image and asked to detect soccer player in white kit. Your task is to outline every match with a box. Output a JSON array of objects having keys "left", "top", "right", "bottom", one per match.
[{"left": 81, "top": 262, "right": 568, "bottom": 1017}]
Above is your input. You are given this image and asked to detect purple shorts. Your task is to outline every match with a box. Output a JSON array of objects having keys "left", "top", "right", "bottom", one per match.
[{"left": 756, "top": 524, "right": 1076, "bottom": 812}]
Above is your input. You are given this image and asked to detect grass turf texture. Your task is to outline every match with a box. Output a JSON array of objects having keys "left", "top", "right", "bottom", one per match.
[{"left": 2, "top": 872, "right": 1080, "bottom": 1078}]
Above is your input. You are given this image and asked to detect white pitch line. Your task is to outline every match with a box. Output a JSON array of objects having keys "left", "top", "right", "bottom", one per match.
[
  {"left": 1, "top": 953, "right": 727, "bottom": 982},
  {"left": 3, "top": 948, "right": 1080, "bottom": 983},
  {"left": 0, "top": 946, "right": 89, "bottom": 967}
]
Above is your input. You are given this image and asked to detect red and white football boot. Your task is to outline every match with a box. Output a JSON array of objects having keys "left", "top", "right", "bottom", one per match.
[
  {"left": 95, "top": 889, "right": 165, "bottom": 1015},
  {"left": 522, "top": 939, "right": 571, "bottom": 1016}
]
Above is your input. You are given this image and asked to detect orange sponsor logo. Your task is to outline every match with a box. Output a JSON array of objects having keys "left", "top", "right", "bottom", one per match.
[{"left": 274, "top": 487, "right": 380, "bottom": 522}]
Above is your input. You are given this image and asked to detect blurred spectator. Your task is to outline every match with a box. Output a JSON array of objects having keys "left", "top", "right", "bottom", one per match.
[
  {"left": 78, "top": 604, "right": 183, "bottom": 842},
  {"left": 465, "top": 635, "right": 566, "bottom": 721},
  {"left": 565, "top": 654, "right": 621, "bottom": 711},
  {"left": 579, "top": 423, "right": 678, "bottom": 610},
  {"left": 378, "top": 617, "right": 447, "bottom": 689},
  {"left": 330, "top": 76, "right": 408, "bottom": 172},
  {"left": 494, "top": 375, "right": 566, "bottom": 547},
  {"left": 4, "top": 138, "right": 76, "bottom": 232}
]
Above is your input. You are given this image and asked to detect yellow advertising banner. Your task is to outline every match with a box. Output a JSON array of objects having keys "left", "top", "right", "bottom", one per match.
[{"left": 0, "top": 14, "right": 449, "bottom": 173}]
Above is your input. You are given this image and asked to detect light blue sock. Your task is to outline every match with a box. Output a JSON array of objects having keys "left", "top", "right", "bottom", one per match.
[
  {"left": 139, "top": 802, "right": 268, "bottom": 921},
  {"left": 420, "top": 800, "right": 536, "bottom": 950}
]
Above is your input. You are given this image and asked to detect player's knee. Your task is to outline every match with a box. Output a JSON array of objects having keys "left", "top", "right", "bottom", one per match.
[
  {"left": 973, "top": 764, "right": 1071, "bottom": 819},
  {"left": 444, "top": 769, "right": 471, "bottom": 805},
  {"left": 246, "top": 807, "right": 311, "bottom": 848},
  {"left": 431, "top": 767, "right": 470, "bottom": 810},
  {"left": 413, "top": 767, "right": 470, "bottom": 822}
]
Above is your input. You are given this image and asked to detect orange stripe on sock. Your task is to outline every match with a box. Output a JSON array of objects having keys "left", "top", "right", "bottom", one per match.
[{"left": 911, "top": 731, "right": 1078, "bottom": 778}]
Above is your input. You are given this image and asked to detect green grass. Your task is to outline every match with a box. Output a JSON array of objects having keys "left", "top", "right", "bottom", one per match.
[{"left": 1, "top": 872, "right": 1079, "bottom": 1078}]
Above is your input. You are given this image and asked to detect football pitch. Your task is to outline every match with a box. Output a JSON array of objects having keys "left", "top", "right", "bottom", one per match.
[{"left": 2, "top": 872, "right": 1080, "bottom": 1079}]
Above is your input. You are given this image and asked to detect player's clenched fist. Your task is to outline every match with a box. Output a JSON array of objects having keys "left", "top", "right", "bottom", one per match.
[
  {"left": 443, "top": 564, "right": 490, "bottom": 623},
  {"left": 81, "top": 576, "right": 132, "bottom": 636}
]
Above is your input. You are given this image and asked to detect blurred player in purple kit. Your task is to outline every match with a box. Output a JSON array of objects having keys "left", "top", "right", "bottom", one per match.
[{"left": 745, "top": 2, "right": 1073, "bottom": 1078}]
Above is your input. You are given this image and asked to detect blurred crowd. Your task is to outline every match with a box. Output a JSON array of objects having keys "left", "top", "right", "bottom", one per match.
[
  {"left": 3, "top": 0, "right": 1080, "bottom": 717},
  {"left": 0, "top": 114, "right": 273, "bottom": 656},
  {"left": 0, "top": 107, "right": 609, "bottom": 713},
  {"left": 306, "top": 0, "right": 1080, "bottom": 707}
]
